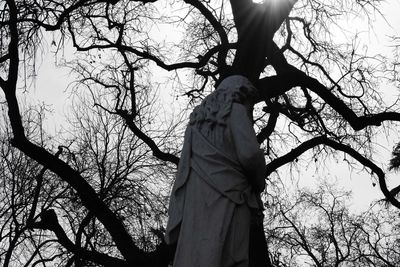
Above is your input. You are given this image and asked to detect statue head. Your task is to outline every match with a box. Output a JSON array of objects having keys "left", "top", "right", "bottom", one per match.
[
  {"left": 189, "top": 75, "right": 258, "bottom": 127},
  {"left": 216, "top": 75, "right": 259, "bottom": 106}
]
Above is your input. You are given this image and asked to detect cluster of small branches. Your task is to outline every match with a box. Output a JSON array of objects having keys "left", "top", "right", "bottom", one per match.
[{"left": 266, "top": 182, "right": 400, "bottom": 266}]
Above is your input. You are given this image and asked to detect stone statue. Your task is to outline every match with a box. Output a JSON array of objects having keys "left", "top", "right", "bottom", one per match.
[{"left": 165, "top": 75, "right": 267, "bottom": 267}]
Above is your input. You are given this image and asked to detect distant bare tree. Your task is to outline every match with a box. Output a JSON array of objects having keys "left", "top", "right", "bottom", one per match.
[
  {"left": 54, "top": 93, "right": 174, "bottom": 265},
  {"left": 0, "top": 106, "right": 68, "bottom": 266},
  {"left": 266, "top": 182, "right": 400, "bottom": 267}
]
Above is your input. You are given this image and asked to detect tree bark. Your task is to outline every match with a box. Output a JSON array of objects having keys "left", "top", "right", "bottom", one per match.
[{"left": 230, "top": 0, "right": 297, "bottom": 81}]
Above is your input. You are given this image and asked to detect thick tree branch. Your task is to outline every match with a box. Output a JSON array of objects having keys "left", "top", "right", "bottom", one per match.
[
  {"left": 183, "top": 0, "right": 229, "bottom": 70},
  {"left": 256, "top": 71, "right": 300, "bottom": 100},
  {"left": 256, "top": 64, "right": 400, "bottom": 131},
  {"left": 2, "top": 14, "right": 144, "bottom": 257},
  {"left": 0, "top": 53, "right": 10, "bottom": 64},
  {"left": 27, "top": 167, "right": 46, "bottom": 225},
  {"left": 295, "top": 69, "right": 400, "bottom": 131},
  {"left": 257, "top": 106, "right": 279, "bottom": 144},
  {"left": 265, "top": 136, "right": 326, "bottom": 176},
  {"left": 118, "top": 43, "right": 234, "bottom": 71},
  {"left": 32, "top": 210, "right": 130, "bottom": 267},
  {"left": 230, "top": 0, "right": 296, "bottom": 37},
  {"left": 282, "top": 70, "right": 392, "bottom": 129},
  {"left": 9, "top": 138, "right": 146, "bottom": 264},
  {"left": 265, "top": 136, "right": 400, "bottom": 209},
  {"left": 27, "top": 147, "right": 63, "bottom": 226},
  {"left": 389, "top": 185, "right": 400, "bottom": 198},
  {"left": 3, "top": 0, "right": 25, "bottom": 140},
  {"left": 116, "top": 109, "right": 179, "bottom": 166},
  {"left": 229, "top": 0, "right": 297, "bottom": 80},
  {"left": 5, "top": 0, "right": 18, "bottom": 88},
  {"left": 69, "top": 22, "right": 235, "bottom": 72},
  {"left": 1, "top": 3, "right": 163, "bottom": 262},
  {"left": 0, "top": 76, "right": 5, "bottom": 88}
]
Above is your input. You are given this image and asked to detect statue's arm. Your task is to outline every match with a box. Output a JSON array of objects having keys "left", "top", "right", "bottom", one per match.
[{"left": 230, "top": 103, "right": 266, "bottom": 193}]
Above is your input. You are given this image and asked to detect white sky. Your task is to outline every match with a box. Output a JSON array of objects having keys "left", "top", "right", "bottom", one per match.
[
  {"left": 294, "top": 0, "right": 400, "bottom": 211},
  {"left": 26, "top": 0, "right": 400, "bottom": 212}
]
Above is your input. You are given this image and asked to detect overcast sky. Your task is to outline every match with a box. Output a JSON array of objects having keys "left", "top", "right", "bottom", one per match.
[{"left": 28, "top": 0, "right": 400, "bottom": 212}]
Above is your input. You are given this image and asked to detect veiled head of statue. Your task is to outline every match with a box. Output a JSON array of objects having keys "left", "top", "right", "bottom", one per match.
[
  {"left": 216, "top": 75, "right": 258, "bottom": 105},
  {"left": 189, "top": 75, "right": 258, "bottom": 127}
]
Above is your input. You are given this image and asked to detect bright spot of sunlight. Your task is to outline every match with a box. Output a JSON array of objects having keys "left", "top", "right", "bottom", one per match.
[
  {"left": 253, "top": 0, "right": 295, "bottom": 5},
  {"left": 252, "top": 0, "right": 279, "bottom": 4}
]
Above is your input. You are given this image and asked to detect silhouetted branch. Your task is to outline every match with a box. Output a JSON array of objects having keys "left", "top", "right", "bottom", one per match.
[
  {"left": 257, "top": 59, "right": 400, "bottom": 131},
  {"left": 257, "top": 105, "right": 279, "bottom": 144},
  {"left": 266, "top": 136, "right": 400, "bottom": 208},
  {"left": 116, "top": 109, "right": 179, "bottom": 166},
  {"left": 0, "top": 53, "right": 9, "bottom": 63},
  {"left": 280, "top": 210, "right": 323, "bottom": 267},
  {"left": 2, "top": 3, "right": 148, "bottom": 262},
  {"left": 8, "top": 137, "right": 147, "bottom": 264},
  {"left": 17, "top": 0, "right": 159, "bottom": 31},
  {"left": 31, "top": 209, "right": 130, "bottom": 267},
  {"left": 27, "top": 147, "right": 63, "bottom": 226},
  {"left": 183, "top": 0, "right": 229, "bottom": 69},
  {"left": 230, "top": 0, "right": 297, "bottom": 79},
  {"left": 70, "top": 34, "right": 235, "bottom": 72}
]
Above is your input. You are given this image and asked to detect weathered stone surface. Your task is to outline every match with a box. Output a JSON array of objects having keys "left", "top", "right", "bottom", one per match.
[{"left": 166, "top": 76, "right": 266, "bottom": 267}]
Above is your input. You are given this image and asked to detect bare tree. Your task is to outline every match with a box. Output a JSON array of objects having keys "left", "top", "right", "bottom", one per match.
[
  {"left": 1, "top": 0, "right": 400, "bottom": 265},
  {"left": 0, "top": 106, "right": 69, "bottom": 266},
  {"left": 266, "top": 182, "right": 400, "bottom": 267},
  {"left": 57, "top": 93, "right": 174, "bottom": 264}
]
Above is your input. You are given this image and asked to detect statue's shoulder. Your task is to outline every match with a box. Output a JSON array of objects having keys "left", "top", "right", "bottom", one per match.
[{"left": 231, "top": 102, "right": 247, "bottom": 113}]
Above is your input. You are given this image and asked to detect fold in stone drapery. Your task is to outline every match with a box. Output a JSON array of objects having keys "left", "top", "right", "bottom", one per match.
[
  {"left": 165, "top": 126, "right": 260, "bottom": 245},
  {"left": 165, "top": 75, "right": 266, "bottom": 267},
  {"left": 164, "top": 126, "right": 192, "bottom": 245},
  {"left": 190, "top": 127, "right": 260, "bottom": 209}
]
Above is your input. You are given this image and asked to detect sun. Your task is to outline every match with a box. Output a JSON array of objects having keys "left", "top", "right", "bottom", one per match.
[
  {"left": 252, "top": 0, "right": 298, "bottom": 12},
  {"left": 252, "top": 0, "right": 291, "bottom": 5}
]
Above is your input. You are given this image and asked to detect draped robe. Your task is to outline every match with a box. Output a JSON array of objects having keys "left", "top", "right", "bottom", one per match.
[{"left": 166, "top": 82, "right": 266, "bottom": 267}]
